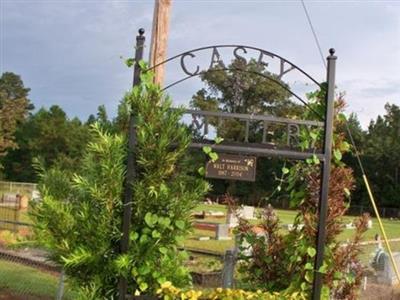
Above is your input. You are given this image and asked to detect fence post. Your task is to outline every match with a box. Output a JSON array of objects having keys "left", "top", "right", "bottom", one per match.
[
  {"left": 222, "top": 250, "right": 236, "bottom": 288},
  {"left": 13, "top": 195, "right": 20, "bottom": 233}
]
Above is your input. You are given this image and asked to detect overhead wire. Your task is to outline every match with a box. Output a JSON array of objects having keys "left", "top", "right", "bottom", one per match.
[
  {"left": 300, "top": 0, "right": 327, "bottom": 69},
  {"left": 300, "top": 0, "right": 400, "bottom": 284}
]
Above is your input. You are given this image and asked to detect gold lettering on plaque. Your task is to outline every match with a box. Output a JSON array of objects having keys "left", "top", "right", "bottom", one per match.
[{"left": 206, "top": 154, "right": 256, "bottom": 182}]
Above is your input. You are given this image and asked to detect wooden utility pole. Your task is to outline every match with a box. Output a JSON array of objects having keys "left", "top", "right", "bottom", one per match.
[{"left": 149, "top": 0, "right": 172, "bottom": 87}]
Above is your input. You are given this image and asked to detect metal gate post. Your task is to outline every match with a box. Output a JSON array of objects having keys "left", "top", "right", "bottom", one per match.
[
  {"left": 311, "top": 48, "right": 337, "bottom": 300},
  {"left": 118, "top": 28, "right": 145, "bottom": 300}
]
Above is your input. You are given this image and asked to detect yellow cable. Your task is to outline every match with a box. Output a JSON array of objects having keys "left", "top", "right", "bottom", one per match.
[{"left": 363, "top": 174, "right": 400, "bottom": 283}]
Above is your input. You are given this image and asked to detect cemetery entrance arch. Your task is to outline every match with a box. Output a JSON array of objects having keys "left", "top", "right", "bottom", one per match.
[{"left": 121, "top": 28, "right": 337, "bottom": 300}]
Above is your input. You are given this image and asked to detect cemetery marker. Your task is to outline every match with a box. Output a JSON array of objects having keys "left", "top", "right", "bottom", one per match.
[{"left": 206, "top": 154, "right": 256, "bottom": 182}]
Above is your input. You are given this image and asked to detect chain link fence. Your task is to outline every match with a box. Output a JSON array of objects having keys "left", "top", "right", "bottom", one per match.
[{"left": 0, "top": 245, "right": 76, "bottom": 299}]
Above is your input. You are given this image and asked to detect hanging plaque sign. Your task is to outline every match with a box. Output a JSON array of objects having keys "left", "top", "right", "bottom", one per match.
[{"left": 205, "top": 153, "right": 256, "bottom": 182}]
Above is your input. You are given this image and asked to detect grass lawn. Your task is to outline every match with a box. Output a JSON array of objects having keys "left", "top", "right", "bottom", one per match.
[
  {"left": 187, "top": 204, "right": 400, "bottom": 255},
  {"left": 0, "top": 260, "right": 76, "bottom": 299},
  {"left": 0, "top": 204, "right": 398, "bottom": 296}
]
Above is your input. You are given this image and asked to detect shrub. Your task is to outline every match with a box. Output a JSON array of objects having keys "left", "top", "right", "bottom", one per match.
[
  {"left": 157, "top": 281, "right": 305, "bottom": 300},
  {"left": 30, "top": 69, "right": 209, "bottom": 298},
  {"left": 234, "top": 88, "right": 369, "bottom": 300}
]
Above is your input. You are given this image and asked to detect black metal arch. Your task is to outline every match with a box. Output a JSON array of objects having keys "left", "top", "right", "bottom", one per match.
[
  {"left": 158, "top": 67, "right": 324, "bottom": 121},
  {"left": 146, "top": 44, "right": 322, "bottom": 87}
]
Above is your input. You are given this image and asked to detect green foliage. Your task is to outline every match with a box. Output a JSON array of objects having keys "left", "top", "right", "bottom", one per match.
[
  {"left": 157, "top": 281, "right": 307, "bottom": 299},
  {"left": 190, "top": 58, "right": 301, "bottom": 203},
  {"left": 2, "top": 105, "right": 91, "bottom": 181},
  {"left": 0, "top": 72, "right": 32, "bottom": 171},
  {"left": 121, "top": 67, "right": 210, "bottom": 294},
  {"left": 191, "top": 58, "right": 296, "bottom": 118},
  {"left": 31, "top": 69, "right": 209, "bottom": 298},
  {"left": 235, "top": 89, "right": 369, "bottom": 299},
  {"left": 31, "top": 124, "right": 125, "bottom": 297},
  {"left": 356, "top": 103, "right": 400, "bottom": 207}
]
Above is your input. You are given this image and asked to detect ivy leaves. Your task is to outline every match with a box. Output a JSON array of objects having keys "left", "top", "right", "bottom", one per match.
[
  {"left": 307, "top": 247, "right": 316, "bottom": 258},
  {"left": 202, "top": 145, "right": 219, "bottom": 162}
]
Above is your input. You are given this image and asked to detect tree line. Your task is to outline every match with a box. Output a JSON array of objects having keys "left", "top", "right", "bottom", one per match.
[{"left": 0, "top": 67, "right": 399, "bottom": 208}]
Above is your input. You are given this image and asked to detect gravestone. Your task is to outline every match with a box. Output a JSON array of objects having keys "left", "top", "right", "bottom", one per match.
[
  {"left": 32, "top": 190, "right": 41, "bottom": 201},
  {"left": 239, "top": 206, "right": 255, "bottom": 220},
  {"left": 367, "top": 219, "right": 373, "bottom": 229},
  {"left": 374, "top": 251, "right": 400, "bottom": 285},
  {"left": 208, "top": 211, "right": 225, "bottom": 217},
  {"left": 283, "top": 224, "right": 304, "bottom": 231},
  {"left": 235, "top": 234, "right": 252, "bottom": 257},
  {"left": 235, "top": 227, "right": 267, "bottom": 257},
  {"left": 216, "top": 224, "right": 231, "bottom": 240},
  {"left": 1, "top": 193, "right": 16, "bottom": 203},
  {"left": 226, "top": 212, "right": 238, "bottom": 228}
]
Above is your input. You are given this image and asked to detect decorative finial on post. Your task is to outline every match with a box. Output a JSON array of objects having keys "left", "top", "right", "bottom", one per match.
[
  {"left": 138, "top": 28, "right": 145, "bottom": 36},
  {"left": 329, "top": 48, "right": 335, "bottom": 56}
]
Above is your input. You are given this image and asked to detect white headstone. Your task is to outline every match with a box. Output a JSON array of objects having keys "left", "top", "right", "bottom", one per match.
[
  {"left": 375, "top": 252, "right": 400, "bottom": 285},
  {"left": 283, "top": 224, "right": 304, "bottom": 231},
  {"left": 208, "top": 211, "right": 225, "bottom": 217},
  {"left": 235, "top": 234, "right": 252, "bottom": 257},
  {"left": 32, "top": 190, "right": 41, "bottom": 201},
  {"left": 239, "top": 206, "right": 256, "bottom": 220},
  {"left": 367, "top": 219, "right": 373, "bottom": 229},
  {"left": 226, "top": 212, "right": 238, "bottom": 228},
  {"left": 216, "top": 224, "right": 231, "bottom": 240},
  {"left": 235, "top": 230, "right": 267, "bottom": 257}
]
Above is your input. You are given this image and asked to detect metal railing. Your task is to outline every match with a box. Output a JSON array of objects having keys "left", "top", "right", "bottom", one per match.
[{"left": 0, "top": 181, "right": 38, "bottom": 197}]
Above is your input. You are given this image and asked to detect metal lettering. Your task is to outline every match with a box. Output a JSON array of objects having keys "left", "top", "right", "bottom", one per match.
[
  {"left": 278, "top": 59, "right": 295, "bottom": 79},
  {"left": 180, "top": 52, "right": 200, "bottom": 76},
  {"left": 245, "top": 120, "right": 249, "bottom": 143},
  {"left": 262, "top": 121, "right": 269, "bottom": 143},
  {"left": 203, "top": 117, "right": 209, "bottom": 136},
  {"left": 287, "top": 123, "right": 300, "bottom": 147},
  {"left": 209, "top": 47, "right": 226, "bottom": 69},
  {"left": 191, "top": 114, "right": 209, "bottom": 137},
  {"left": 257, "top": 51, "right": 274, "bottom": 69},
  {"left": 307, "top": 125, "right": 318, "bottom": 150},
  {"left": 233, "top": 46, "right": 248, "bottom": 64}
]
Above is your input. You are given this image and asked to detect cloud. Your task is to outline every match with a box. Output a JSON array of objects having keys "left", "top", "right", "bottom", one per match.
[{"left": 1, "top": 1, "right": 399, "bottom": 128}]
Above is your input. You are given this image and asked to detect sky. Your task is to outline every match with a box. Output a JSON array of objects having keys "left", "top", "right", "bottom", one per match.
[{"left": 1, "top": 0, "right": 399, "bottom": 128}]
